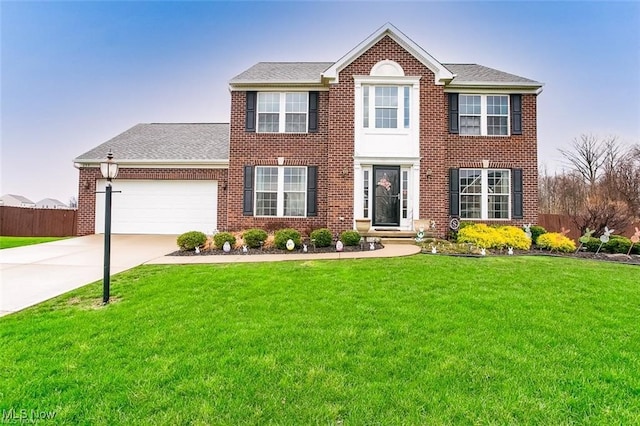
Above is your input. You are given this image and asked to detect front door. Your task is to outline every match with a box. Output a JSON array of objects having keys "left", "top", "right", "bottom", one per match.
[{"left": 372, "top": 166, "right": 400, "bottom": 227}]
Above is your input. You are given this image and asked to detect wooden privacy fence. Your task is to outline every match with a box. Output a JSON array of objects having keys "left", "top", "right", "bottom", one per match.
[
  {"left": 538, "top": 213, "right": 639, "bottom": 242},
  {"left": 0, "top": 206, "right": 77, "bottom": 237}
]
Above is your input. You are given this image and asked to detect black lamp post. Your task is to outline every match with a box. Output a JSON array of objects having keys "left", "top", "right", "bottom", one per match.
[{"left": 100, "top": 150, "right": 119, "bottom": 304}]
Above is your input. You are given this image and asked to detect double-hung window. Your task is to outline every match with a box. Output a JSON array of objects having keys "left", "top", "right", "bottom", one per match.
[
  {"left": 460, "top": 169, "right": 510, "bottom": 219},
  {"left": 363, "top": 85, "right": 410, "bottom": 129},
  {"left": 255, "top": 166, "right": 307, "bottom": 216},
  {"left": 459, "top": 95, "right": 509, "bottom": 136},
  {"left": 257, "top": 92, "right": 308, "bottom": 133}
]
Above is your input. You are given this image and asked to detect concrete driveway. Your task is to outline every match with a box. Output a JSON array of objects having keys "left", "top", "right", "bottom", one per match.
[{"left": 0, "top": 235, "right": 177, "bottom": 317}]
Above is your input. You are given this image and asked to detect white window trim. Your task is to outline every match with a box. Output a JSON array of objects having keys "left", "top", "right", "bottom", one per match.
[
  {"left": 354, "top": 76, "right": 420, "bottom": 136},
  {"left": 460, "top": 168, "right": 511, "bottom": 220},
  {"left": 254, "top": 166, "right": 307, "bottom": 217},
  {"left": 459, "top": 94, "right": 510, "bottom": 137},
  {"left": 257, "top": 92, "right": 308, "bottom": 134}
]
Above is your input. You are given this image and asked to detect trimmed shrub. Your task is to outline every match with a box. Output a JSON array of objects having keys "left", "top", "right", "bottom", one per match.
[
  {"left": 583, "top": 237, "right": 601, "bottom": 252},
  {"left": 340, "top": 230, "right": 361, "bottom": 246},
  {"left": 603, "top": 235, "right": 632, "bottom": 254},
  {"left": 529, "top": 225, "right": 547, "bottom": 244},
  {"left": 243, "top": 228, "right": 268, "bottom": 249},
  {"left": 536, "top": 232, "right": 576, "bottom": 253},
  {"left": 213, "top": 232, "right": 236, "bottom": 250},
  {"left": 274, "top": 228, "right": 301, "bottom": 250},
  {"left": 497, "top": 226, "right": 531, "bottom": 250},
  {"left": 177, "top": 231, "right": 207, "bottom": 251},
  {"left": 456, "top": 224, "right": 530, "bottom": 250},
  {"left": 310, "top": 228, "right": 333, "bottom": 248}
]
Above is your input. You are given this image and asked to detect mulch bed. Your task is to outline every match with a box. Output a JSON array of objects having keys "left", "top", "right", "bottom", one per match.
[{"left": 169, "top": 242, "right": 385, "bottom": 257}]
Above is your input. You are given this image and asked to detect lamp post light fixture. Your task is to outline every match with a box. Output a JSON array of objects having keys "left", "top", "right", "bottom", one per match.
[{"left": 100, "top": 150, "right": 119, "bottom": 304}]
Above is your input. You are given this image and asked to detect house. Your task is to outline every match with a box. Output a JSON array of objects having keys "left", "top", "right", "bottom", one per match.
[
  {"left": 0, "top": 194, "right": 36, "bottom": 208},
  {"left": 35, "top": 198, "right": 69, "bottom": 209},
  {"left": 74, "top": 23, "right": 543, "bottom": 236}
]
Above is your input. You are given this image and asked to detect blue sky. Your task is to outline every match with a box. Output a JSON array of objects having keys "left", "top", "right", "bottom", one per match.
[{"left": 2, "top": 1, "right": 639, "bottom": 204}]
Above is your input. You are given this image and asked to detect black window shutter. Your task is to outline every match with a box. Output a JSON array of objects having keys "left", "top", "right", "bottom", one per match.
[
  {"left": 512, "top": 168, "right": 523, "bottom": 219},
  {"left": 449, "top": 168, "right": 460, "bottom": 216},
  {"left": 243, "top": 166, "right": 254, "bottom": 216},
  {"left": 308, "top": 91, "right": 318, "bottom": 133},
  {"left": 306, "top": 166, "right": 318, "bottom": 216},
  {"left": 448, "top": 93, "right": 459, "bottom": 134},
  {"left": 245, "top": 91, "right": 256, "bottom": 132},
  {"left": 510, "top": 94, "right": 522, "bottom": 135}
]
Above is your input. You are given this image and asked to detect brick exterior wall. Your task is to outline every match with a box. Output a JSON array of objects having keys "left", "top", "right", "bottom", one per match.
[
  {"left": 227, "top": 91, "right": 330, "bottom": 235},
  {"left": 227, "top": 35, "right": 538, "bottom": 237},
  {"left": 77, "top": 33, "right": 539, "bottom": 238},
  {"left": 77, "top": 167, "right": 227, "bottom": 236}
]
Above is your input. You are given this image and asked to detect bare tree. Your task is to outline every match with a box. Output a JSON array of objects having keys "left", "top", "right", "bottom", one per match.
[
  {"left": 558, "top": 134, "right": 619, "bottom": 186},
  {"left": 68, "top": 196, "right": 78, "bottom": 209},
  {"left": 540, "top": 135, "right": 638, "bottom": 234}
]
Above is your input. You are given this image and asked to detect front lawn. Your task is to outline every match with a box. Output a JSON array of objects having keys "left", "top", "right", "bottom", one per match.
[
  {"left": 1, "top": 256, "right": 638, "bottom": 424},
  {"left": 0, "top": 236, "right": 68, "bottom": 249}
]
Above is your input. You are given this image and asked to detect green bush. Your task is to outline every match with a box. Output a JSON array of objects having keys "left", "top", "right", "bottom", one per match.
[
  {"left": 176, "top": 231, "right": 207, "bottom": 251},
  {"left": 536, "top": 232, "right": 576, "bottom": 253},
  {"left": 583, "top": 237, "right": 601, "bottom": 252},
  {"left": 213, "top": 232, "right": 236, "bottom": 250},
  {"left": 603, "top": 235, "right": 633, "bottom": 254},
  {"left": 530, "top": 225, "right": 547, "bottom": 244},
  {"left": 274, "top": 228, "right": 301, "bottom": 250},
  {"left": 340, "top": 230, "right": 361, "bottom": 246},
  {"left": 243, "top": 228, "right": 268, "bottom": 249},
  {"left": 456, "top": 224, "right": 531, "bottom": 250},
  {"left": 310, "top": 228, "right": 333, "bottom": 248}
]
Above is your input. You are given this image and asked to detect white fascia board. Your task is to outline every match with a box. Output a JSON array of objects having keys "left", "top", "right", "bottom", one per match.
[
  {"left": 74, "top": 159, "right": 229, "bottom": 169},
  {"left": 445, "top": 81, "right": 544, "bottom": 94},
  {"left": 229, "top": 82, "right": 329, "bottom": 91},
  {"left": 323, "top": 23, "right": 454, "bottom": 85}
]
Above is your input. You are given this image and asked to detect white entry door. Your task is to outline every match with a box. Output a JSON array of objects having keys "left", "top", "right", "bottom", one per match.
[{"left": 95, "top": 180, "right": 218, "bottom": 235}]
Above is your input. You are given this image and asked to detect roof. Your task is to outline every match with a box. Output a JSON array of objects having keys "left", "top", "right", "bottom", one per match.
[
  {"left": 229, "top": 62, "right": 333, "bottom": 85},
  {"left": 35, "top": 198, "right": 67, "bottom": 207},
  {"left": 323, "top": 22, "right": 454, "bottom": 85},
  {"left": 229, "top": 24, "right": 541, "bottom": 89},
  {"left": 0, "top": 194, "right": 35, "bottom": 204},
  {"left": 74, "top": 123, "right": 230, "bottom": 163},
  {"left": 444, "top": 64, "right": 541, "bottom": 87}
]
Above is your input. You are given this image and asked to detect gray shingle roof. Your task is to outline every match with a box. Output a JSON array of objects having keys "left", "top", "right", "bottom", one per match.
[
  {"left": 229, "top": 62, "right": 334, "bottom": 84},
  {"left": 444, "top": 64, "right": 541, "bottom": 86},
  {"left": 1, "top": 194, "right": 35, "bottom": 204},
  {"left": 74, "top": 123, "right": 229, "bottom": 162},
  {"left": 229, "top": 61, "right": 540, "bottom": 87}
]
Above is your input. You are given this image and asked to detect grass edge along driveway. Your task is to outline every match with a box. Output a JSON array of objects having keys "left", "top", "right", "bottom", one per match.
[
  {"left": 1, "top": 255, "right": 638, "bottom": 424},
  {"left": 0, "top": 236, "right": 68, "bottom": 249}
]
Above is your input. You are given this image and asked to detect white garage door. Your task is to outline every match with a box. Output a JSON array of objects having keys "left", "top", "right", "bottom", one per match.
[{"left": 95, "top": 180, "right": 217, "bottom": 235}]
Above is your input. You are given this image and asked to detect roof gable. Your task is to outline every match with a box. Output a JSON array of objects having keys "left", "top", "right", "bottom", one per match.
[{"left": 322, "top": 23, "right": 454, "bottom": 85}]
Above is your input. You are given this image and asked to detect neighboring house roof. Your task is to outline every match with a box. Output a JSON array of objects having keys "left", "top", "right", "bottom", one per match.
[
  {"left": 74, "top": 123, "right": 230, "bottom": 164},
  {"left": 230, "top": 62, "right": 334, "bottom": 85},
  {"left": 35, "top": 198, "right": 68, "bottom": 208},
  {"left": 444, "top": 63, "right": 542, "bottom": 88},
  {"left": 0, "top": 194, "right": 35, "bottom": 206}
]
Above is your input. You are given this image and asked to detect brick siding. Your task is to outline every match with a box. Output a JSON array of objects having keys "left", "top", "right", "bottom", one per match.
[{"left": 77, "top": 34, "right": 539, "bottom": 238}]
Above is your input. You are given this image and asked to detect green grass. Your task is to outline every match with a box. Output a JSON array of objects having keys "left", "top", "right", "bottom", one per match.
[
  {"left": 1, "top": 256, "right": 639, "bottom": 424},
  {"left": 0, "top": 236, "right": 68, "bottom": 249}
]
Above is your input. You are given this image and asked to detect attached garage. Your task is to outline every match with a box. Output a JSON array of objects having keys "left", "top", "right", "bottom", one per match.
[
  {"left": 74, "top": 123, "right": 229, "bottom": 236},
  {"left": 95, "top": 179, "right": 218, "bottom": 235}
]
